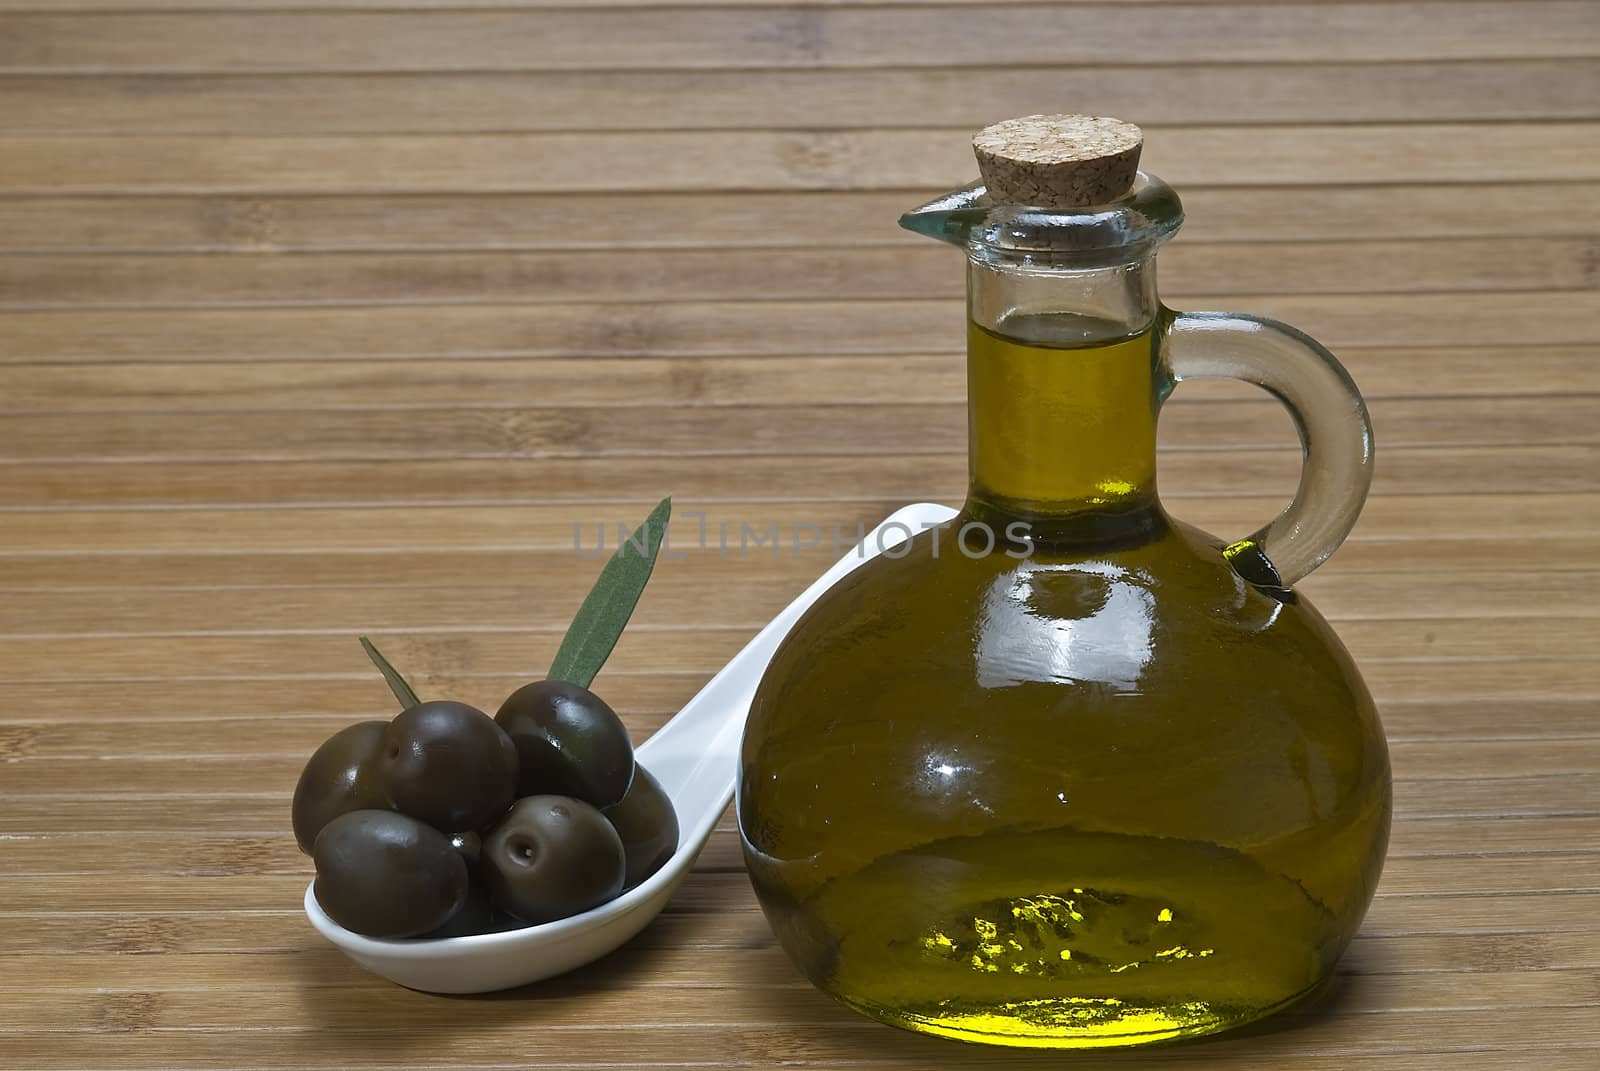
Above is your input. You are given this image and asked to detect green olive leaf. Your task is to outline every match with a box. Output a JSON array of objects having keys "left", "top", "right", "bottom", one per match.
[
  {"left": 360, "top": 634, "right": 420, "bottom": 710},
  {"left": 549, "top": 496, "right": 671, "bottom": 689}
]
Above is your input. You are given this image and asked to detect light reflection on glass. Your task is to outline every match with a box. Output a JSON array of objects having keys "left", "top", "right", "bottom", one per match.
[{"left": 975, "top": 563, "right": 1155, "bottom": 690}]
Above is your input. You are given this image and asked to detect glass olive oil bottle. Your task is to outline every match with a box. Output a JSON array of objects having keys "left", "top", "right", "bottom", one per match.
[{"left": 739, "top": 116, "right": 1389, "bottom": 1049}]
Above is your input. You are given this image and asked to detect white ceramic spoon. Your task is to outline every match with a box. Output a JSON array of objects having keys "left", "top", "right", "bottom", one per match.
[{"left": 304, "top": 501, "right": 959, "bottom": 993}]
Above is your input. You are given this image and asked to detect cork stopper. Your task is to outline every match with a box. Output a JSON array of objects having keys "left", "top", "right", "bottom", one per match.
[{"left": 973, "top": 114, "right": 1143, "bottom": 209}]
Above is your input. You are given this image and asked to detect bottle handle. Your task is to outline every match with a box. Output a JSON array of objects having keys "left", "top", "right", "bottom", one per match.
[{"left": 1161, "top": 311, "right": 1374, "bottom": 588}]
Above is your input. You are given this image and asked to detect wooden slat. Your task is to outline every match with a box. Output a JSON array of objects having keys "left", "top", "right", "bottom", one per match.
[
  {"left": 4, "top": 828, "right": 1598, "bottom": 896},
  {"left": 1, "top": 973, "right": 1597, "bottom": 1047},
  {"left": 1, "top": 568, "right": 1597, "bottom": 644},
  {"left": 7, "top": 523, "right": 1595, "bottom": 589},
  {"left": 1, "top": 560, "right": 1594, "bottom": 636},
  {"left": 1, "top": 770, "right": 1591, "bottom": 839},
  {"left": 0, "top": 348, "right": 1596, "bottom": 418},
  {"left": 4, "top": 736, "right": 1599, "bottom": 800},
  {"left": 3, "top": 928, "right": 1600, "bottom": 987},
  {"left": 0, "top": 238, "right": 1591, "bottom": 310},
  {"left": 4, "top": 656, "right": 1585, "bottom": 703},
  {"left": 0, "top": 613, "right": 1595, "bottom": 682},
  {"left": 5, "top": 61, "right": 1597, "bottom": 135},
  {"left": 2, "top": 125, "right": 1597, "bottom": 194},
  {"left": 0, "top": 0, "right": 1532, "bottom": 10},
  {"left": 2, "top": 866, "right": 1597, "bottom": 930},
  {"left": 1, "top": 293, "right": 1594, "bottom": 364},
  {"left": 3, "top": 495, "right": 1594, "bottom": 556},
  {"left": 6, "top": 870, "right": 1593, "bottom": 947},
  {"left": 0, "top": 396, "right": 1591, "bottom": 465},
  {"left": 0, "top": 1005, "right": 1595, "bottom": 1068},
  {"left": 1, "top": 5, "right": 1595, "bottom": 74},
  {"left": 0, "top": 967, "right": 1594, "bottom": 1055},
  {"left": 1, "top": 533, "right": 1588, "bottom": 591},
  {"left": 0, "top": 184, "right": 1594, "bottom": 254},
  {"left": 4, "top": 444, "right": 1597, "bottom": 508},
  {"left": 2, "top": 701, "right": 1592, "bottom": 762},
  {"left": 0, "top": 652, "right": 1584, "bottom": 727},
  {"left": 1398, "top": 774, "right": 1600, "bottom": 818},
  {"left": 5, "top": 970, "right": 1593, "bottom": 1036}
]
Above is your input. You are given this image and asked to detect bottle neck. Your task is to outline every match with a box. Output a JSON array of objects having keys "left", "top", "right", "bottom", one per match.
[{"left": 963, "top": 255, "right": 1168, "bottom": 541}]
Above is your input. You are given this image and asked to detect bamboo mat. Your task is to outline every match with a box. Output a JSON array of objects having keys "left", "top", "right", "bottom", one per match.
[{"left": 1, "top": 2, "right": 1598, "bottom": 1069}]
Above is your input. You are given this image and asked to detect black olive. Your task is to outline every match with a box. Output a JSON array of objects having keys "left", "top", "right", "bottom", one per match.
[
  {"left": 291, "top": 721, "right": 389, "bottom": 855},
  {"left": 312, "top": 810, "right": 468, "bottom": 938},
  {"left": 482, "top": 795, "right": 625, "bottom": 923},
  {"left": 380, "top": 701, "right": 518, "bottom": 833},
  {"left": 495, "top": 680, "right": 635, "bottom": 807},
  {"left": 421, "top": 878, "right": 511, "bottom": 939},
  {"left": 449, "top": 831, "right": 482, "bottom": 866},
  {"left": 603, "top": 764, "right": 679, "bottom": 890}
]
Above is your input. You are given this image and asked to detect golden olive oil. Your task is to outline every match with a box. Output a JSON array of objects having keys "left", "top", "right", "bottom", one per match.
[
  {"left": 968, "top": 316, "right": 1159, "bottom": 519},
  {"left": 739, "top": 315, "right": 1390, "bottom": 1048},
  {"left": 792, "top": 829, "right": 1348, "bottom": 1046}
]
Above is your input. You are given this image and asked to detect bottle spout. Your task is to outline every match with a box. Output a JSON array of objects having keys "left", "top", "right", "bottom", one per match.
[
  {"left": 899, "top": 173, "right": 1184, "bottom": 264},
  {"left": 897, "top": 183, "right": 993, "bottom": 247}
]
